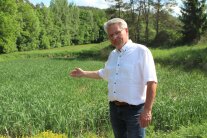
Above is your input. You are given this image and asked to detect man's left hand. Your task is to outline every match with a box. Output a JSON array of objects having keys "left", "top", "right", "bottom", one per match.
[{"left": 139, "top": 111, "right": 152, "bottom": 128}]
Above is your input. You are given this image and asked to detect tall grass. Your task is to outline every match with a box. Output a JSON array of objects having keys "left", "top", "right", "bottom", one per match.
[
  {"left": 0, "top": 59, "right": 109, "bottom": 137},
  {"left": 154, "top": 64, "right": 207, "bottom": 131},
  {"left": 0, "top": 58, "right": 207, "bottom": 137},
  {"left": 0, "top": 41, "right": 110, "bottom": 62},
  {"left": 152, "top": 44, "right": 207, "bottom": 72},
  {"left": 0, "top": 42, "right": 207, "bottom": 137}
]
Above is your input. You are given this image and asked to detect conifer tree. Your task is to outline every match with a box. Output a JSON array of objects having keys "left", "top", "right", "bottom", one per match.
[{"left": 180, "top": 0, "right": 207, "bottom": 44}]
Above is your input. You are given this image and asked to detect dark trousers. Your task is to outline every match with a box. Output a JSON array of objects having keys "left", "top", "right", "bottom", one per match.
[{"left": 109, "top": 102, "right": 145, "bottom": 138}]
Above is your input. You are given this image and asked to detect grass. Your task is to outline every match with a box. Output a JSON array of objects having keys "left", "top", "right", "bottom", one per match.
[
  {"left": 0, "top": 42, "right": 207, "bottom": 137},
  {"left": 153, "top": 64, "right": 207, "bottom": 131},
  {"left": 147, "top": 121, "right": 207, "bottom": 138},
  {"left": 0, "top": 58, "right": 110, "bottom": 137},
  {"left": 0, "top": 41, "right": 111, "bottom": 62},
  {"left": 152, "top": 43, "right": 207, "bottom": 73}
]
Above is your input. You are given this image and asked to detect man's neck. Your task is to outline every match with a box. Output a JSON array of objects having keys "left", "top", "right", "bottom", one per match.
[{"left": 116, "top": 40, "right": 128, "bottom": 50}]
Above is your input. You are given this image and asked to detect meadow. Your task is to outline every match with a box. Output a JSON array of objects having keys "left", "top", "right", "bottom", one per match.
[{"left": 0, "top": 42, "right": 207, "bottom": 138}]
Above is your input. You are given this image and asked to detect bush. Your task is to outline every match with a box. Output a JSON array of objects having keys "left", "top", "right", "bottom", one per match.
[
  {"left": 199, "top": 31, "right": 207, "bottom": 44},
  {"left": 152, "top": 30, "right": 182, "bottom": 48}
]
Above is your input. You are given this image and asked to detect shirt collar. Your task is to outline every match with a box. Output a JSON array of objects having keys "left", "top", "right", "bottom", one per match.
[{"left": 116, "top": 39, "right": 133, "bottom": 53}]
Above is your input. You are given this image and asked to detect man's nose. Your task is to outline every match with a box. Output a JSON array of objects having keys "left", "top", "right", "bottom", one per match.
[{"left": 111, "top": 34, "right": 119, "bottom": 39}]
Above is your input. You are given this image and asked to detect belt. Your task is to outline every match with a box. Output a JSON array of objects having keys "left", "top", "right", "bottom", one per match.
[
  {"left": 113, "top": 101, "right": 129, "bottom": 106},
  {"left": 110, "top": 101, "right": 145, "bottom": 107}
]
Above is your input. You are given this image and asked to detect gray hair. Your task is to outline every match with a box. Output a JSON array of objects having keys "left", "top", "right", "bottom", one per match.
[{"left": 103, "top": 18, "right": 128, "bottom": 33}]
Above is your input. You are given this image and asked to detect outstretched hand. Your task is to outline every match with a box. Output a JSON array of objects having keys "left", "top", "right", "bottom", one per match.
[{"left": 70, "top": 68, "right": 84, "bottom": 77}]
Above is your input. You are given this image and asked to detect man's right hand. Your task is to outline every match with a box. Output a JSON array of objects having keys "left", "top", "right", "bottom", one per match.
[{"left": 70, "top": 68, "right": 85, "bottom": 77}]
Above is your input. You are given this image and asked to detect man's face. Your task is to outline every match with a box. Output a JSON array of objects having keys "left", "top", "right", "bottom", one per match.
[{"left": 107, "top": 23, "right": 128, "bottom": 50}]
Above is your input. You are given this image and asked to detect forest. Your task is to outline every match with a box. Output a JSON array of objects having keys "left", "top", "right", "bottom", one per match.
[{"left": 0, "top": 0, "right": 207, "bottom": 53}]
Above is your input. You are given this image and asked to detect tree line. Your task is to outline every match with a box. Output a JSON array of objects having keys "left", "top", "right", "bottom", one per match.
[
  {"left": 0, "top": 0, "right": 207, "bottom": 54},
  {"left": 106, "top": 0, "right": 207, "bottom": 47},
  {"left": 0, "top": 0, "right": 107, "bottom": 53}
]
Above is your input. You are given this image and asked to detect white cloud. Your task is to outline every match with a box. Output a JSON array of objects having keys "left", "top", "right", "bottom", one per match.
[
  {"left": 29, "top": 0, "right": 110, "bottom": 9},
  {"left": 72, "top": 0, "right": 109, "bottom": 9}
]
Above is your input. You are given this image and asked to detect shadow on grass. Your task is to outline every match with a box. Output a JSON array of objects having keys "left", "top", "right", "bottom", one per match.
[
  {"left": 53, "top": 45, "right": 207, "bottom": 74},
  {"left": 53, "top": 46, "right": 113, "bottom": 61}
]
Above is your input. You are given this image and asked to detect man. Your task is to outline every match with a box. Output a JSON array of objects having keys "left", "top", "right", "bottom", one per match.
[{"left": 70, "top": 18, "right": 157, "bottom": 138}]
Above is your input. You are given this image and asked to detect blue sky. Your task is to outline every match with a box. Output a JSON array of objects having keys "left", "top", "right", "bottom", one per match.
[
  {"left": 29, "top": 0, "right": 182, "bottom": 15},
  {"left": 29, "top": 0, "right": 110, "bottom": 9}
]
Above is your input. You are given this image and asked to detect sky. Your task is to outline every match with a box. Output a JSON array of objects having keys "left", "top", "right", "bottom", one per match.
[
  {"left": 29, "top": 0, "right": 110, "bottom": 9},
  {"left": 28, "top": 0, "right": 182, "bottom": 15}
]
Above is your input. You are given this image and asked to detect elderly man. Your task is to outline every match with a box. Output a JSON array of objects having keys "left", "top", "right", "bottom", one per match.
[{"left": 70, "top": 18, "right": 157, "bottom": 138}]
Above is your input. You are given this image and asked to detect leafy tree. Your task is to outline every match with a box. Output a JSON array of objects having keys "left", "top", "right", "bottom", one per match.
[
  {"left": 77, "top": 9, "right": 94, "bottom": 44},
  {"left": 180, "top": 0, "right": 207, "bottom": 44},
  {"left": 16, "top": 1, "right": 40, "bottom": 51},
  {"left": 69, "top": 4, "right": 80, "bottom": 45},
  {"left": 36, "top": 3, "right": 53, "bottom": 49},
  {"left": 50, "top": 0, "right": 71, "bottom": 47},
  {"left": 0, "top": 0, "right": 19, "bottom": 53},
  {"left": 91, "top": 8, "right": 107, "bottom": 42},
  {"left": 151, "top": 0, "right": 177, "bottom": 36}
]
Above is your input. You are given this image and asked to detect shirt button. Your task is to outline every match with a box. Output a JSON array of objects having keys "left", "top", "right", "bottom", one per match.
[
  {"left": 117, "top": 64, "right": 120, "bottom": 66},
  {"left": 116, "top": 73, "right": 118, "bottom": 75},
  {"left": 114, "top": 91, "right": 116, "bottom": 93},
  {"left": 114, "top": 82, "right": 116, "bottom": 84}
]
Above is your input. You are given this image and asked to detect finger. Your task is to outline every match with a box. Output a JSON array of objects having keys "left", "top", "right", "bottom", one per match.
[
  {"left": 139, "top": 114, "right": 152, "bottom": 128},
  {"left": 70, "top": 70, "right": 78, "bottom": 77}
]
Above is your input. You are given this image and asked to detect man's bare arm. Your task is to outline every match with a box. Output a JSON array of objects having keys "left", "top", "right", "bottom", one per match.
[
  {"left": 70, "top": 68, "right": 101, "bottom": 79},
  {"left": 139, "top": 81, "right": 157, "bottom": 128}
]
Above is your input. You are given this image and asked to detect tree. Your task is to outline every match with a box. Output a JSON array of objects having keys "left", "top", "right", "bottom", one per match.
[
  {"left": 0, "top": 0, "right": 19, "bottom": 53},
  {"left": 180, "top": 0, "right": 207, "bottom": 44},
  {"left": 36, "top": 3, "right": 53, "bottom": 49},
  {"left": 50, "top": 0, "right": 71, "bottom": 47},
  {"left": 91, "top": 8, "right": 107, "bottom": 43},
  {"left": 16, "top": 1, "right": 40, "bottom": 51},
  {"left": 105, "top": 0, "right": 125, "bottom": 18},
  {"left": 77, "top": 9, "right": 94, "bottom": 44},
  {"left": 152, "top": 0, "right": 177, "bottom": 36},
  {"left": 69, "top": 4, "right": 80, "bottom": 45}
]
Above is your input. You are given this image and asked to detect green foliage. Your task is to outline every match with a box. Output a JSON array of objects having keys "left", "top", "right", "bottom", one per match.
[
  {"left": 0, "top": 0, "right": 19, "bottom": 53},
  {"left": 91, "top": 8, "right": 107, "bottom": 43},
  {"left": 152, "top": 44, "right": 207, "bottom": 72},
  {"left": 69, "top": 5, "right": 80, "bottom": 45},
  {"left": 152, "top": 30, "right": 182, "bottom": 47},
  {"left": 0, "top": 0, "right": 194, "bottom": 54},
  {"left": 40, "top": 33, "right": 50, "bottom": 49},
  {"left": 16, "top": 1, "right": 40, "bottom": 51},
  {"left": 0, "top": 0, "right": 107, "bottom": 52},
  {"left": 78, "top": 9, "right": 94, "bottom": 44},
  {"left": 180, "top": 0, "right": 207, "bottom": 44},
  {"left": 199, "top": 30, "right": 207, "bottom": 44},
  {"left": 36, "top": 4, "right": 54, "bottom": 49},
  {"left": 50, "top": 0, "right": 72, "bottom": 47}
]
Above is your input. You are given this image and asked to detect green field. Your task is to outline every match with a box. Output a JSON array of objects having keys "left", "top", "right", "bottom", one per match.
[{"left": 0, "top": 42, "right": 207, "bottom": 138}]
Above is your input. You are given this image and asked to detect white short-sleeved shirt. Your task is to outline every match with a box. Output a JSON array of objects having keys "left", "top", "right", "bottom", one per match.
[{"left": 98, "top": 40, "right": 157, "bottom": 105}]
